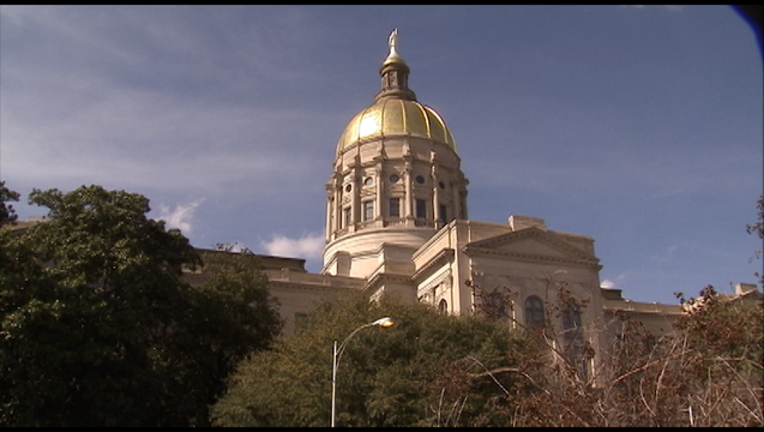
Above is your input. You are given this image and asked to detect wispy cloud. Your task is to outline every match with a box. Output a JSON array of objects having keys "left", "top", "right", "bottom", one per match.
[
  {"left": 600, "top": 272, "right": 629, "bottom": 289},
  {"left": 158, "top": 198, "right": 205, "bottom": 234},
  {"left": 650, "top": 242, "right": 698, "bottom": 265},
  {"left": 260, "top": 232, "right": 324, "bottom": 262}
]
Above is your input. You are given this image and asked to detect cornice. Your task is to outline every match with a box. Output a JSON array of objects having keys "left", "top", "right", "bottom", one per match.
[
  {"left": 465, "top": 226, "right": 598, "bottom": 264},
  {"left": 412, "top": 248, "right": 455, "bottom": 281},
  {"left": 365, "top": 272, "right": 415, "bottom": 292},
  {"left": 463, "top": 245, "right": 601, "bottom": 270}
]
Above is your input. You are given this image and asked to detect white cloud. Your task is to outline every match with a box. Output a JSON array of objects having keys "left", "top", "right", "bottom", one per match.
[
  {"left": 260, "top": 232, "right": 324, "bottom": 261},
  {"left": 600, "top": 272, "right": 629, "bottom": 289},
  {"left": 158, "top": 198, "right": 205, "bottom": 234}
]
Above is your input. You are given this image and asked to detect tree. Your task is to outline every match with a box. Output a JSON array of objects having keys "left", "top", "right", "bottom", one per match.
[
  {"left": 501, "top": 283, "right": 762, "bottom": 427},
  {"left": 669, "top": 286, "right": 763, "bottom": 426},
  {"left": 747, "top": 195, "right": 764, "bottom": 240},
  {"left": 0, "top": 181, "right": 20, "bottom": 225},
  {"left": 210, "top": 292, "right": 530, "bottom": 427},
  {"left": 0, "top": 184, "right": 281, "bottom": 427},
  {"left": 462, "top": 278, "right": 763, "bottom": 427},
  {"left": 747, "top": 195, "right": 764, "bottom": 284}
]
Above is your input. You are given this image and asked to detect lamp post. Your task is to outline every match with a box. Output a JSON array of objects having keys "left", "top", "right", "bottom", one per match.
[{"left": 331, "top": 317, "right": 397, "bottom": 427}]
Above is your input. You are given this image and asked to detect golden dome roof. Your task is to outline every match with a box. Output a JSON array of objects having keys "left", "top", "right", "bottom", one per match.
[
  {"left": 335, "top": 29, "right": 457, "bottom": 156},
  {"left": 336, "top": 98, "right": 456, "bottom": 155}
]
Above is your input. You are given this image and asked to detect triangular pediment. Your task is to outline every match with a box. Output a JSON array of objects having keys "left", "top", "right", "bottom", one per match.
[{"left": 464, "top": 226, "right": 598, "bottom": 265}]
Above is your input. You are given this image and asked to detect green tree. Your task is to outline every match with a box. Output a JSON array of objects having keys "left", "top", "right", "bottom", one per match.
[
  {"left": 0, "top": 181, "right": 20, "bottom": 225},
  {"left": 211, "top": 292, "right": 530, "bottom": 427},
  {"left": 0, "top": 185, "right": 281, "bottom": 427}
]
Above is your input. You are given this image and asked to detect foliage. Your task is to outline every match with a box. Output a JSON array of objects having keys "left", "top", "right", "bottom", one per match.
[
  {"left": 195, "top": 248, "right": 284, "bottom": 356},
  {"left": 0, "top": 181, "right": 20, "bottom": 225},
  {"left": 437, "top": 278, "right": 762, "bottom": 427},
  {"left": 210, "top": 291, "right": 530, "bottom": 427},
  {"left": 501, "top": 283, "right": 763, "bottom": 427},
  {"left": 211, "top": 274, "right": 762, "bottom": 427},
  {"left": 747, "top": 195, "right": 764, "bottom": 240},
  {"left": 668, "top": 286, "right": 763, "bottom": 426},
  {"left": 747, "top": 195, "right": 764, "bottom": 284},
  {"left": 0, "top": 185, "right": 281, "bottom": 427}
]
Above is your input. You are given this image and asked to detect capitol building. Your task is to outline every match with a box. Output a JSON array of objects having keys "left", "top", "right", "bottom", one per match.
[{"left": 196, "top": 31, "right": 759, "bottom": 368}]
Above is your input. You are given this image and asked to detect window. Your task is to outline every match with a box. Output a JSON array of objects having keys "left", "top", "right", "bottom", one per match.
[
  {"left": 416, "top": 199, "right": 427, "bottom": 219},
  {"left": 363, "top": 200, "right": 373, "bottom": 221},
  {"left": 482, "top": 290, "right": 510, "bottom": 319},
  {"left": 438, "top": 204, "right": 447, "bottom": 223},
  {"left": 438, "top": 299, "right": 448, "bottom": 315},
  {"left": 344, "top": 184, "right": 352, "bottom": 192},
  {"left": 389, "top": 174, "right": 400, "bottom": 183},
  {"left": 364, "top": 177, "right": 373, "bottom": 186},
  {"left": 415, "top": 175, "right": 425, "bottom": 184},
  {"left": 524, "top": 296, "right": 545, "bottom": 330},
  {"left": 343, "top": 207, "right": 351, "bottom": 228},
  {"left": 562, "top": 300, "right": 588, "bottom": 379},
  {"left": 562, "top": 305, "right": 582, "bottom": 336},
  {"left": 389, "top": 198, "right": 400, "bottom": 218}
]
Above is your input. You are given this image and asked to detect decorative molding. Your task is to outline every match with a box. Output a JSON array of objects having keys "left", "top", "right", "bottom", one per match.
[
  {"left": 464, "top": 246, "right": 602, "bottom": 269},
  {"left": 417, "top": 269, "right": 451, "bottom": 297},
  {"left": 365, "top": 272, "right": 415, "bottom": 292},
  {"left": 464, "top": 226, "right": 600, "bottom": 267},
  {"left": 412, "top": 248, "right": 455, "bottom": 281}
]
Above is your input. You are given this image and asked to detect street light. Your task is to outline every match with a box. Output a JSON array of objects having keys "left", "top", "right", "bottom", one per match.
[{"left": 331, "top": 317, "right": 397, "bottom": 427}]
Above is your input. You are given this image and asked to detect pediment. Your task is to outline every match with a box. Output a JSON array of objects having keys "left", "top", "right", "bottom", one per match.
[{"left": 464, "top": 227, "right": 598, "bottom": 265}]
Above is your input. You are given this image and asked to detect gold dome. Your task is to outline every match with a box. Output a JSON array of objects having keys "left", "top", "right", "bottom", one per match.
[
  {"left": 336, "top": 97, "right": 457, "bottom": 155},
  {"left": 336, "top": 29, "right": 457, "bottom": 156}
]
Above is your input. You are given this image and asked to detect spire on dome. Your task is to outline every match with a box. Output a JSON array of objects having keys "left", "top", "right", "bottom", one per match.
[{"left": 376, "top": 28, "right": 416, "bottom": 102}]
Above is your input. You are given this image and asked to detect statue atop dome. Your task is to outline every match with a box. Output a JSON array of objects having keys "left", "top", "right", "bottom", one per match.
[{"left": 388, "top": 28, "right": 399, "bottom": 57}]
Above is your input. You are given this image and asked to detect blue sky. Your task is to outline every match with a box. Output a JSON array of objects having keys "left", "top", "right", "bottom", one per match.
[{"left": 1, "top": 5, "right": 761, "bottom": 305}]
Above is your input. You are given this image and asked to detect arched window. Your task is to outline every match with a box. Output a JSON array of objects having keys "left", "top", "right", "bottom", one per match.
[
  {"left": 562, "top": 300, "right": 588, "bottom": 379},
  {"left": 562, "top": 306, "right": 582, "bottom": 336},
  {"left": 438, "top": 299, "right": 448, "bottom": 315},
  {"left": 524, "top": 296, "right": 545, "bottom": 329}
]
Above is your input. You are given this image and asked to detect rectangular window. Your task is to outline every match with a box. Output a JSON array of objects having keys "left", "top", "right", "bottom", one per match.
[
  {"left": 439, "top": 204, "right": 447, "bottom": 222},
  {"left": 343, "top": 207, "right": 351, "bottom": 228},
  {"left": 389, "top": 198, "right": 400, "bottom": 218},
  {"left": 416, "top": 199, "right": 427, "bottom": 219},
  {"left": 363, "top": 200, "right": 374, "bottom": 221}
]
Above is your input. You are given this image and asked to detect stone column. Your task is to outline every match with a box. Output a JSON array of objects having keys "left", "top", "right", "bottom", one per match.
[
  {"left": 430, "top": 151, "right": 439, "bottom": 227},
  {"left": 451, "top": 177, "right": 460, "bottom": 220},
  {"left": 325, "top": 184, "right": 333, "bottom": 242},
  {"left": 374, "top": 146, "right": 385, "bottom": 225},
  {"left": 351, "top": 175, "right": 359, "bottom": 233},
  {"left": 403, "top": 160, "right": 413, "bottom": 225},
  {"left": 333, "top": 173, "right": 343, "bottom": 239}
]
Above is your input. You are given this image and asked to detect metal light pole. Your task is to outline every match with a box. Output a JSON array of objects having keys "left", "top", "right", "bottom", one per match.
[{"left": 331, "top": 317, "right": 396, "bottom": 427}]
